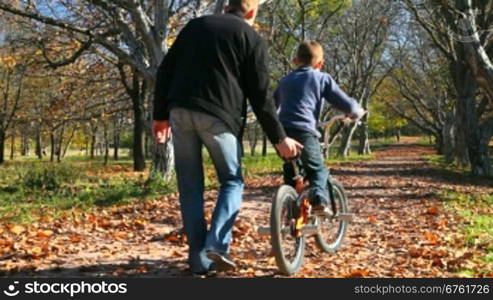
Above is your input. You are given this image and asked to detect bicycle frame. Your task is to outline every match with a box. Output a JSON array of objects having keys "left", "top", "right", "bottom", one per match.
[{"left": 258, "top": 115, "right": 360, "bottom": 238}]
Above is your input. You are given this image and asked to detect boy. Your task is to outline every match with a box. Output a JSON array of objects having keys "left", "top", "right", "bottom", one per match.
[{"left": 275, "top": 41, "right": 364, "bottom": 212}]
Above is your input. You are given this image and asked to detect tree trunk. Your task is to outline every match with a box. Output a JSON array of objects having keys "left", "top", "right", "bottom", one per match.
[
  {"left": 57, "top": 125, "right": 65, "bottom": 163},
  {"left": 132, "top": 94, "right": 146, "bottom": 171},
  {"left": 21, "top": 134, "right": 29, "bottom": 156},
  {"left": 357, "top": 117, "right": 371, "bottom": 155},
  {"left": 262, "top": 133, "right": 268, "bottom": 157},
  {"left": 436, "top": 133, "right": 445, "bottom": 155},
  {"left": 103, "top": 123, "right": 109, "bottom": 165},
  {"left": 10, "top": 135, "right": 14, "bottom": 160},
  {"left": 442, "top": 112, "right": 456, "bottom": 164},
  {"left": 62, "top": 127, "right": 76, "bottom": 159},
  {"left": 338, "top": 123, "right": 358, "bottom": 158},
  {"left": 250, "top": 125, "right": 259, "bottom": 156},
  {"left": 90, "top": 132, "right": 96, "bottom": 159},
  {"left": 467, "top": 122, "right": 493, "bottom": 177},
  {"left": 0, "top": 131, "right": 5, "bottom": 164},
  {"left": 145, "top": 132, "right": 151, "bottom": 159},
  {"left": 35, "top": 133, "right": 43, "bottom": 159},
  {"left": 50, "top": 132, "right": 55, "bottom": 162},
  {"left": 113, "top": 130, "right": 120, "bottom": 161},
  {"left": 450, "top": 61, "right": 473, "bottom": 167}
]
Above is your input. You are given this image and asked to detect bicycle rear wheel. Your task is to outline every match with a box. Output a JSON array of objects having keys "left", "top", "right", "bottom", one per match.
[
  {"left": 315, "top": 178, "right": 349, "bottom": 253},
  {"left": 270, "top": 185, "right": 305, "bottom": 275}
]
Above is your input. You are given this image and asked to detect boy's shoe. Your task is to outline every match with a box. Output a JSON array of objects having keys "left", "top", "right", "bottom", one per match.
[
  {"left": 309, "top": 193, "right": 330, "bottom": 216},
  {"left": 312, "top": 204, "right": 333, "bottom": 217},
  {"left": 206, "top": 250, "right": 237, "bottom": 272}
]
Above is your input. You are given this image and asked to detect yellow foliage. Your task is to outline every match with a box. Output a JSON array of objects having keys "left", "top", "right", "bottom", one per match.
[{"left": 0, "top": 55, "right": 18, "bottom": 68}]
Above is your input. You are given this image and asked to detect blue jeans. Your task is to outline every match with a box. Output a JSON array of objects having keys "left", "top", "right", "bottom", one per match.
[
  {"left": 170, "top": 108, "right": 244, "bottom": 273},
  {"left": 283, "top": 128, "right": 329, "bottom": 201}
]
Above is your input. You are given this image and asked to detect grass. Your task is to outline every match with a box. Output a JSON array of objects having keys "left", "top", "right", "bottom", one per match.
[
  {"left": 0, "top": 160, "right": 175, "bottom": 224},
  {"left": 426, "top": 154, "right": 493, "bottom": 177},
  {"left": 425, "top": 154, "right": 470, "bottom": 173},
  {"left": 440, "top": 191, "right": 493, "bottom": 276},
  {"left": 0, "top": 137, "right": 395, "bottom": 224}
]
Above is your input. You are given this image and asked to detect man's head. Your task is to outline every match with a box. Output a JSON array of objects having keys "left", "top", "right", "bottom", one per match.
[
  {"left": 226, "top": 0, "right": 259, "bottom": 26},
  {"left": 294, "top": 41, "right": 324, "bottom": 70}
]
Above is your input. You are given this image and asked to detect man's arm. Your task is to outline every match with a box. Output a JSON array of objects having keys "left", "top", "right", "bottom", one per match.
[
  {"left": 152, "top": 22, "right": 190, "bottom": 142},
  {"left": 243, "top": 38, "right": 302, "bottom": 158},
  {"left": 153, "top": 36, "right": 182, "bottom": 121},
  {"left": 273, "top": 86, "right": 281, "bottom": 109},
  {"left": 322, "top": 73, "right": 365, "bottom": 119},
  {"left": 244, "top": 38, "right": 286, "bottom": 144}
]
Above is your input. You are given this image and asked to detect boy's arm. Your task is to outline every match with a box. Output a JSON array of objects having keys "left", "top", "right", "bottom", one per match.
[{"left": 322, "top": 73, "right": 365, "bottom": 119}]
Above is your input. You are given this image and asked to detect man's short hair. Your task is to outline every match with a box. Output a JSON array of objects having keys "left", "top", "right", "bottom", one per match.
[
  {"left": 296, "top": 41, "right": 324, "bottom": 66},
  {"left": 228, "top": 0, "right": 258, "bottom": 13}
]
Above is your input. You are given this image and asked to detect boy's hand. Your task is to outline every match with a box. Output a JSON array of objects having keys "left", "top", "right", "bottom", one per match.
[
  {"left": 153, "top": 120, "right": 172, "bottom": 144},
  {"left": 275, "top": 137, "right": 303, "bottom": 159},
  {"left": 347, "top": 108, "right": 366, "bottom": 120}
]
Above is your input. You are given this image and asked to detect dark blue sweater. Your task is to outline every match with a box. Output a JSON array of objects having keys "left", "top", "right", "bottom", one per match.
[{"left": 275, "top": 66, "right": 362, "bottom": 137}]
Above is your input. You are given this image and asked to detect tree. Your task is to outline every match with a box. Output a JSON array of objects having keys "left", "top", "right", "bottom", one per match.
[
  {"left": 322, "top": 0, "right": 397, "bottom": 157},
  {"left": 404, "top": 0, "right": 493, "bottom": 176},
  {"left": 385, "top": 22, "right": 457, "bottom": 162},
  {"left": 0, "top": 0, "right": 223, "bottom": 173},
  {"left": 0, "top": 53, "right": 25, "bottom": 164}
]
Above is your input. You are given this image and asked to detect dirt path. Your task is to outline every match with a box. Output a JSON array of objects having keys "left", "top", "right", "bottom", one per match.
[{"left": 1, "top": 138, "right": 492, "bottom": 277}]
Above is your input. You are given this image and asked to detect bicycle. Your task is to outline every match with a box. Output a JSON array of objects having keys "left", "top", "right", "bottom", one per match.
[{"left": 257, "top": 115, "right": 354, "bottom": 276}]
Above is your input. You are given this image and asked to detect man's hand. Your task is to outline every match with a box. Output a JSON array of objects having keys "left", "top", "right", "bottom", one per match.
[
  {"left": 153, "top": 120, "right": 171, "bottom": 144},
  {"left": 275, "top": 137, "right": 303, "bottom": 159}
]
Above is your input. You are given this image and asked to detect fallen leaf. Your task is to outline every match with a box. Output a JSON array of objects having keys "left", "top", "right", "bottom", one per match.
[
  {"left": 432, "top": 258, "right": 444, "bottom": 268},
  {"left": 136, "top": 265, "right": 148, "bottom": 273},
  {"left": 70, "top": 235, "right": 82, "bottom": 243},
  {"left": 347, "top": 269, "right": 369, "bottom": 278},
  {"left": 423, "top": 232, "right": 440, "bottom": 245},
  {"left": 426, "top": 207, "right": 440, "bottom": 215},
  {"left": 7, "top": 225, "right": 25, "bottom": 235},
  {"left": 37, "top": 230, "right": 54, "bottom": 238},
  {"left": 171, "top": 250, "right": 183, "bottom": 257},
  {"left": 437, "top": 220, "right": 448, "bottom": 228},
  {"left": 409, "top": 248, "right": 423, "bottom": 258}
]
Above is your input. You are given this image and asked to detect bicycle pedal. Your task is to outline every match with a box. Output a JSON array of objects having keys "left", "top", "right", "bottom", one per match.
[
  {"left": 300, "top": 225, "right": 318, "bottom": 235},
  {"left": 335, "top": 213, "right": 354, "bottom": 222},
  {"left": 312, "top": 207, "right": 333, "bottom": 217}
]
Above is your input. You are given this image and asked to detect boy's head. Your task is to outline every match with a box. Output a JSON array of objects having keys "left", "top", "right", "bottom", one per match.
[
  {"left": 226, "top": 0, "right": 259, "bottom": 26},
  {"left": 294, "top": 41, "right": 324, "bottom": 70}
]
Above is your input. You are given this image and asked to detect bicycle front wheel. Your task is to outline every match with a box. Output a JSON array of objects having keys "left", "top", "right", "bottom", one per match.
[
  {"left": 315, "top": 178, "right": 349, "bottom": 253},
  {"left": 270, "top": 185, "right": 305, "bottom": 276}
]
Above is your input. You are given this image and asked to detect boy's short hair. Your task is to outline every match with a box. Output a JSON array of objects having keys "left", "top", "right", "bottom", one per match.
[
  {"left": 228, "top": 0, "right": 258, "bottom": 13},
  {"left": 296, "top": 41, "right": 324, "bottom": 66}
]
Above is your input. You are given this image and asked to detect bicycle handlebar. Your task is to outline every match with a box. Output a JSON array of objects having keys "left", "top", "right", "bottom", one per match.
[{"left": 318, "top": 111, "right": 368, "bottom": 130}]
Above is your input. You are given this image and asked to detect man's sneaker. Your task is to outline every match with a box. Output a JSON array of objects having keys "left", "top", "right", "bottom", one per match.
[
  {"left": 206, "top": 250, "right": 237, "bottom": 272},
  {"left": 192, "top": 263, "right": 218, "bottom": 278}
]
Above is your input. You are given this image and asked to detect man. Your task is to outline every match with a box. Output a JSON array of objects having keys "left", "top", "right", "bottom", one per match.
[{"left": 152, "top": 0, "right": 302, "bottom": 275}]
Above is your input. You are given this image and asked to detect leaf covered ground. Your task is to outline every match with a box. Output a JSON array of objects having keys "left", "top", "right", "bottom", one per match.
[{"left": 1, "top": 138, "right": 492, "bottom": 278}]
